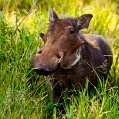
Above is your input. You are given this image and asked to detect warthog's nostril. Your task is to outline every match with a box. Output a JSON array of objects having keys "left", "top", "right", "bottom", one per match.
[{"left": 33, "top": 67, "right": 50, "bottom": 76}]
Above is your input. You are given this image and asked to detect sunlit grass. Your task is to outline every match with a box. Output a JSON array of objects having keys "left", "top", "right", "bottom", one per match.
[{"left": 0, "top": 0, "right": 119, "bottom": 118}]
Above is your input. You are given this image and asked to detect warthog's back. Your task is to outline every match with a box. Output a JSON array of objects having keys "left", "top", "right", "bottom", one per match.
[{"left": 84, "top": 34, "right": 113, "bottom": 68}]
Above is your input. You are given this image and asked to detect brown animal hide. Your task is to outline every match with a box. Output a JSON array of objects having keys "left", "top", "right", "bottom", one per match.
[{"left": 30, "top": 8, "right": 113, "bottom": 102}]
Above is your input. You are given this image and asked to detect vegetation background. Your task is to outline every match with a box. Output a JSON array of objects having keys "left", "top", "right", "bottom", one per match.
[{"left": 0, "top": 0, "right": 119, "bottom": 118}]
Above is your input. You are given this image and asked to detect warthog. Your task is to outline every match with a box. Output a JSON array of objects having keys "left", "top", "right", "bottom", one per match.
[{"left": 30, "top": 8, "right": 113, "bottom": 102}]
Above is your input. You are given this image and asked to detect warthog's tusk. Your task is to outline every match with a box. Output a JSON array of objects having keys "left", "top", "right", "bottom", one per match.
[
  {"left": 30, "top": 51, "right": 34, "bottom": 60},
  {"left": 58, "top": 55, "right": 63, "bottom": 64}
]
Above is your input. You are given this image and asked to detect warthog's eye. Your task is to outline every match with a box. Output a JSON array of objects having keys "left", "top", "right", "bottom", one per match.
[
  {"left": 69, "top": 29, "right": 75, "bottom": 34},
  {"left": 67, "top": 26, "right": 75, "bottom": 34}
]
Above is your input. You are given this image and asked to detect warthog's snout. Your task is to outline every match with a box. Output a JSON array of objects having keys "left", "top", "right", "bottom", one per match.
[
  {"left": 30, "top": 50, "right": 63, "bottom": 76},
  {"left": 33, "top": 66, "right": 50, "bottom": 76}
]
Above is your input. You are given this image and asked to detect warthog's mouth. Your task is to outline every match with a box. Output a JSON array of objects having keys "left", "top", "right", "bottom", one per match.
[
  {"left": 33, "top": 67, "right": 51, "bottom": 76},
  {"left": 33, "top": 63, "right": 61, "bottom": 76}
]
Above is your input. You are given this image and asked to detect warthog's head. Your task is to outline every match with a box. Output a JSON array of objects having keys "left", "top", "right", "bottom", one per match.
[{"left": 30, "top": 8, "right": 93, "bottom": 76}]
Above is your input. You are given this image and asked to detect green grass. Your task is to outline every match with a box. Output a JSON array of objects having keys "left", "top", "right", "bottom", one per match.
[{"left": 0, "top": 0, "right": 119, "bottom": 118}]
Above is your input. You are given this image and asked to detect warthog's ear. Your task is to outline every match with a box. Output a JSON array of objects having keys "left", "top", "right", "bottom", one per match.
[
  {"left": 40, "top": 33, "right": 45, "bottom": 42},
  {"left": 40, "top": 33, "right": 44, "bottom": 39},
  {"left": 49, "top": 8, "right": 59, "bottom": 22},
  {"left": 77, "top": 14, "right": 93, "bottom": 30}
]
